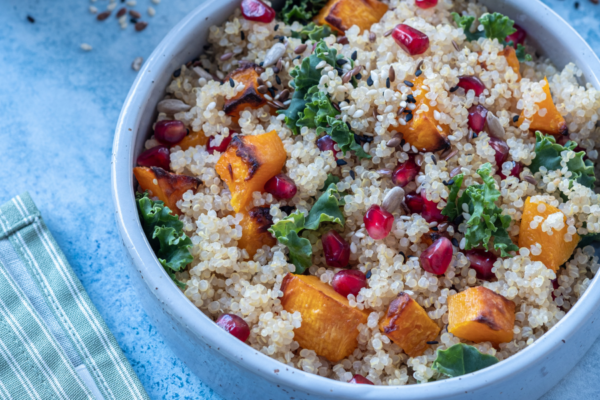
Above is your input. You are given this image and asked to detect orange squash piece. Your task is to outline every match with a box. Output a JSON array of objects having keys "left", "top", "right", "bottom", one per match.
[
  {"left": 280, "top": 273, "right": 369, "bottom": 362},
  {"left": 215, "top": 130, "right": 286, "bottom": 213},
  {"left": 379, "top": 293, "right": 440, "bottom": 357},
  {"left": 448, "top": 286, "right": 515, "bottom": 345},
  {"left": 238, "top": 207, "right": 277, "bottom": 257},
  {"left": 134, "top": 166, "right": 200, "bottom": 215},
  {"left": 314, "top": 0, "right": 388, "bottom": 34},
  {"left": 501, "top": 46, "right": 521, "bottom": 80},
  {"left": 397, "top": 75, "right": 450, "bottom": 152},
  {"left": 518, "top": 197, "right": 580, "bottom": 272},
  {"left": 178, "top": 130, "right": 209, "bottom": 151},
  {"left": 518, "top": 77, "right": 568, "bottom": 136},
  {"left": 223, "top": 63, "right": 267, "bottom": 122}
]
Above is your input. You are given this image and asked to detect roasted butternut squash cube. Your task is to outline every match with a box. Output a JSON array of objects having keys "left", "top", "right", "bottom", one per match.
[
  {"left": 397, "top": 75, "right": 450, "bottom": 152},
  {"left": 502, "top": 46, "right": 521, "bottom": 80},
  {"left": 178, "top": 130, "right": 209, "bottom": 151},
  {"left": 518, "top": 77, "right": 567, "bottom": 136},
  {"left": 238, "top": 207, "right": 277, "bottom": 257},
  {"left": 134, "top": 166, "right": 200, "bottom": 215},
  {"left": 215, "top": 130, "right": 286, "bottom": 213},
  {"left": 379, "top": 293, "right": 440, "bottom": 357},
  {"left": 281, "top": 273, "right": 369, "bottom": 362},
  {"left": 448, "top": 286, "right": 515, "bottom": 345},
  {"left": 314, "top": 0, "right": 388, "bottom": 34},
  {"left": 223, "top": 64, "right": 267, "bottom": 122},
  {"left": 518, "top": 197, "right": 580, "bottom": 272}
]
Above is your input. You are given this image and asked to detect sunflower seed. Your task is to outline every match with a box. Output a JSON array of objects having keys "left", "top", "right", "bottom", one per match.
[
  {"left": 257, "top": 85, "right": 268, "bottom": 94},
  {"left": 369, "top": 32, "right": 377, "bottom": 42},
  {"left": 157, "top": 99, "right": 191, "bottom": 114},
  {"left": 452, "top": 40, "right": 459, "bottom": 51},
  {"left": 449, "top": 166, "right": 462, "bottom": 178},
  {"left": 342, "top": 71, "right": 353, "bottom": 84},
  {"left": 415, "top": 154, "right": 424, "bottom": 167},
  {"left": 377, "top": 169, "right": 392, "bottom": 176},
  {"left": 276, "top": 58, "right": 283, "bottom": 71},
  {"left": 131, "top": 57, "right": 143, "bottom": 71},
  {"left": 416, "top": 59, "right": 424, "bottom": 72},
  {"left": 337, "top": 36, "right": 349, "bottom": 45},
  {"left": 135, "top": 21, "right": 148, "bottom": 31},
  {"left": 437, "top": 222, "right": 449, "bottom": 233},
  {"left": 443, "top": 148, "right": 458, "bottom": 161},
  {"left": 267, "top": 101, "right": 284, "bottom": 109},
  {"left": 129, "top": 10, "right": 141, "bottom": 18},
  {"left": 524, "top": 175, "right": 537, "bottom": 185},
  {"left": 97, "top": 10, "right": 111, "bottom": 20},
  {"left": 294, "top": 44, "right": 307, "bottom": 54},
  {"left": 276, "top": 89, "right": 289, "bottom": 102},
  {"left": 486, "top": 111, "right": 506, "bottom": 139},
  {"left": 351, "top": 65, "right": 363, "bottom": 76},
  {"left": 116, "top": 7, "right": 126, "bottom": 17},
  {"left": 384, "top": 29, "right": 393, "bottom": 37},
  {"left": 192, "top": 66, "right": 213, "bottom": 81},
  {"left": 220, "top": 52, "right": 233, "bottom": 61},
  {"left": 386, "top": 133, "right": 403, "bottom": 147},
  {"left": 382, "top": 187, "right": 406, "bottom": 214},
  {"left": 263, "top": 42, "right": 287, "bottom": 68}
]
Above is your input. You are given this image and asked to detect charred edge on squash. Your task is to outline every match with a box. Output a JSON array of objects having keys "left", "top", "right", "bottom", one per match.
[
  {"left": 324, "top": 12, "right": 344, "bottom": 32},
  {"left": 223, "top": 63, "right": 266, "bottom": 115},
  {"left": 382, "top": 292, "right": 411, "bottom": 334},
  {"left": 473, "top": 312, "right": 503, "bottom": 331},
  {"left": 281, "top": 273, "right": 293, "bottom": 293},
  {"left": 231, "top": 136, "right": 261, "bottom": 181},
  {"left": 249, "top": 206, "right": 274, "bottom": 233},
  {"left": 227, "top": 164, "right": 234, "bottom": 180},
  {"left": 150, "top": 166, "right": 202, "bottom": 190}
]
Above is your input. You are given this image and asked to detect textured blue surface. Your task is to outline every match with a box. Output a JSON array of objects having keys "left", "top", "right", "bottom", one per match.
[{"left": 0, "top": 0, "right": 598, "bottom": 399}]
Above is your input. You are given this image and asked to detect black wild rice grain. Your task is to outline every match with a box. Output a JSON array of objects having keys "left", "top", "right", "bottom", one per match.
[
  {"left": 366, "top": 270, "right": 372, "bottom": 279},
  {"left": 431, "top": 226, "right": 439, "bottom": 231},
  {"left": 229, "top": 78, "right": 235, "bottom": 88},
  {"left": 426, "top": 341, "right": 439, "bottom": 345},
  {"left": 293, "top": 55, "right": 301, "bottom": 60},
  {"left": 351, "top": 50, "right": 357, "bottom": 61},
  {"left": 27, "top": 15, "right": 35, "bottom": 23},
  {"left": 367, "top": 76, "right": 373, "bottom": 86},
  {"left": 241, "top": 31, "right": 245, "bottom": 40},
  {"left": 513, "top": 115, "right": 519, "bottom": 122},
  {"left": 404, "top": 80, "right": 414, "bottom": 87},
  {"left": 336, "top": 59, "right": 348, "bottom": 65},
  {"left": 451, "top": 238, "right": 459, "bottom": 247},
  {"left": 350, "top": 170, "right": 356, "bottom": 179},
  {"left": 173, "top": 68, "right": 181, "bottom": 78},
  {"left": 431, "top": 155, "right": 437, "bottom": 165},
  {"left": 275, "top": 75, "right": 281, "bottom": 85},
  {"left": 268, "top": 87, "right": 276, "bottom": 97},
  {"left": 386, "top": 77, "right": 390, "bottom": 88},
  {"left": 274, "top": 24, "right": 279, "bottom": 31},
  {"left": 416, "top": 69, "right": 422, "bottom": 77},
  {"left": 407, "top": 94, "right": 416, "bottom": 103},
  {"left": 449, "top": 86, "right": 459, "bottom": 93}
]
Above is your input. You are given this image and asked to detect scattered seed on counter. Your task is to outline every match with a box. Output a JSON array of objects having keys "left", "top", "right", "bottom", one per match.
[
  {"left": 151, "top": 0, "right": 160, "bottom": 3},
  {"left": 107, "top": 3, "right": 117, "bottom": 11},
  {"left": 129, "top": 10, "right": 141, "bottom": 18},
  {"left": 135, "top": 21, "right": 147, "bottom": 31},
  {"left": 132, "top": 57, "right": 143, "bottom": 71},
  {"left": 89, "top": 6, "right": 98, "bottom": 14},
  {"left": 126, "top": 0, "right": 137, "bottom": 6},
  {"left": 116, "top": 7, "right": 126, "bottom": 17},
  {"left": 80, "top": 43, "right": 93, "bottom": 51},
  {"left": 97, "top": 11, "right": 111, "bottom": 21},
  {"left": 148, "top": 7, "right": 156, "bottom": 17}
]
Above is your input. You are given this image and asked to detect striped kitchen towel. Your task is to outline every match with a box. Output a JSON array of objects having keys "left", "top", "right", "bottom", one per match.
[{"left": 0, "top": 192, "right": 149, "bottom": 400}]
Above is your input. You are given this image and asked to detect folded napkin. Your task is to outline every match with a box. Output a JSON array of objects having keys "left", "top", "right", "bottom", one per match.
[{"left": 0, "top": 193, "right": 149, "bottom": 400}]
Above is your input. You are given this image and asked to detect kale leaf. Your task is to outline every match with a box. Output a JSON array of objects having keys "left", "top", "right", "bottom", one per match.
[
  {"left": 291, "top": 23, "right": 334, "bottom": 42},
  {"left": 280, "top": 0, "right": 327, "bottom": 25},
  {"left": 451, "top": 13, "right": 483, "bottom": 42},
  {"left": 136, "top": 192, "right": 193, "bottom": 288},
  {"left": 268, "top": 183, "right": 345, "bottom": 273},
  {"left": 432, "top": 343, "right": 498, "bottom": 377},
  {"left": 514, "top": 43, "right": 533, "bottom": 62},
  {"left": 529, "top": 131, "right": 595, "bottom": 190},
  {"left": 452, "top": 12, "right": 517, "bottom": 42},
  {"left": 442, "top": 163, "right": 518, "bottom": 257}
]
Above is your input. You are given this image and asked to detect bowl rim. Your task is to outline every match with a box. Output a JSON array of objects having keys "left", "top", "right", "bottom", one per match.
[{"left": 111, "top": 0, "right": 600, "bottom": 397}]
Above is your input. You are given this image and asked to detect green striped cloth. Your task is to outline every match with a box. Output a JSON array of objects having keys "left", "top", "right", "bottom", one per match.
[{"left": 0, "top": 192, "right": 149, "bottom": 400}]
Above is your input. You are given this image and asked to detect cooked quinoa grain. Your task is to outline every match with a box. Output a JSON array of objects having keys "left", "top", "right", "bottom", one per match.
[{"left": 140, "top": 0, "right": 600, "bottom": 385}]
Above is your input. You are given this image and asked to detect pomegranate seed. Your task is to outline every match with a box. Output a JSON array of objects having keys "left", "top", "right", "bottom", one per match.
[
  {"left": 465, "top": 249, "right": 497, "bottom": 280},
  {"left": 364, "top": 205, "right": 394, "bottom": 240},
  {"left": 322, "top": 230, "right": 351, "bottom": 268},
  {"left": 264, "top": 174, "right": 297, "bottom": 200},
  {"left": 240, "top": 0, "right": 275, "bottom": 23},
  {"left": 415, "top": 0, "right": 438, "bottom": 9},
  {"left": 551, "top": 278, "right": 559, "bottom": 300},
  {"left": 348, "top": 374, "right": 374, "bottom": 385},
  {"left": 392, "top": 156, "right": 420, "bottom": 187},
  {"left": 457, "top": 76, "right": 486, "bottom": 96},
  {"left": 137, "top": 145, "right": 170, "bottom": 170},
  {"left": 154, "top": 120, "right": 187, "bottom": 145},
  {"left": 317, "top": 135, "right": 339, "bottom": 159},
  {"left": 468, "top": 105, "right": 488, "bottom": 133},
  {"left": 499, "top": 161, "right": 523, "bottom": 180},
  {"left": 421, "top": 191, "right": 446, "bottom": 223},
  {"left": 207, "top": 135, "right": 233, "bottom": 154},
  {"left": 488, "top": 136, "right": 509, "bottom": 167},
  {"left": 405, "top": 192, "right": 424, "bottom": 213},
  {"left": 215, "top": 314, "right": 250, "bottom": 342},
  {"left": 332, "top": 270, "right": 367, "bottom": 297},
  {"left": 505, "top": 24, "right": 527, "bottom": 46},
  {"left": 392, "top": 24, "right": 429, "bottom": 56},
  {"left": 557, "top": 135, "right": 570, "bottom": 146},
  {"left": 420, "top": 237, "right": 453, "bottom": 275}
]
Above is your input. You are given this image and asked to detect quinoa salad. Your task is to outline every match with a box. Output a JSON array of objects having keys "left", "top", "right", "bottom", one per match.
[{"left": 132, "top": 0, "right": 600, "bottom": 385}]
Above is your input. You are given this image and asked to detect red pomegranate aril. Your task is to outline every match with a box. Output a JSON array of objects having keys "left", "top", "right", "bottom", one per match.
[
  {"left": 465, "top": 249, "right": 497, "bottom": 280},
  {"left": 364, "top": 205, "right": 394, "bottom": 240},
  {"left": 317, "top": 135, "right": 339, "bottom": 159},
  {"left": 415, "top": 0, "right": 438, "bottom": 9},
  {"left": 557, "top": 135, "right": 570, "bottom": 146},
  {"left": 420, "top": 237, "right": 453, "bottom": 275},
  {"left": 332, "top": 270, "right": 368, "bottom": 298},
  {"left": 467, "top": 104, "right": 488, "bottom": 133},
  {"left": 392, "top": 156, "right": 420, "bottom": 187},
  {"left": 348, "top": 374, "right": 374, "bottom": 385},
  {"left": 405, "top": 192, "right": 425, "bottom": 213},
  {"left": 322, "top": 230, "right": 351, "bottom": 268},
  {"left": 421, "top": 191, "right": 446, "bottom": 223},
  {"left": 240, "top": 0, "right": 275, "bottom": 23},
  {"left": 488, "top": 136, "right": 510, "bottom": 167},
  {"left": 207, "top": 135, "right": 233, "bottom": 154},
  {"left": 216, "top": 314, "right": 250, "bottom": 342},
  {"left": 505, "top": 24, "right": 527, "bottom": 46},
  {"left": 264, "top": 174, "right": 297, "bottom": 200},
  {"left": 154, "top": 120, "right": 187, "bottom": 145},
  {"left": 551, "top": 278, "right": 559, "bottom": 300},
  {"left": 392, "top": 24, "right": 429, "bottom": 56},
  {"left": 137, "top": 145, "right": 170, "bottom": 170},
  {"left": 499, "top": 161, "right": 523, "bottom": 180},
  {"left": 458, "top": 76, "right": 486, "bottom": 96}
]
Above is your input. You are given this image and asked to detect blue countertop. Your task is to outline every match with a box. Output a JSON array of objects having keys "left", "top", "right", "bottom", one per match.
[{"left": 1, "top": 0, "right": 599, "bottom": 399}]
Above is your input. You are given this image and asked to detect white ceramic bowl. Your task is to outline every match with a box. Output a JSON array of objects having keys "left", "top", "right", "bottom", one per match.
[{"left": 111, "top": 1, "right": 600, "bottom": 399}]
